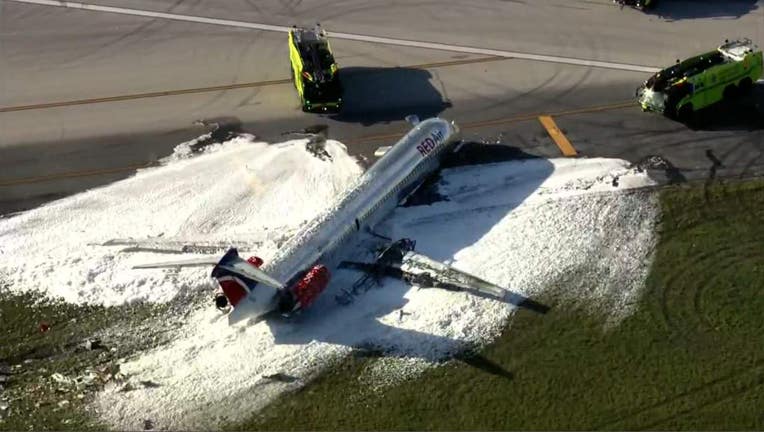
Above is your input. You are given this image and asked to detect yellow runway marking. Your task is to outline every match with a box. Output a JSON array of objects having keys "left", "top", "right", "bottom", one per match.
[
  {"left": 0, "top": 56, "right": 506, "bottom": 113},
  {"left": 538, "top": 115, "right": 577, "bottom": 157},
  {"left": 348, "top": 100, "right": 635, "bottom": 145}
]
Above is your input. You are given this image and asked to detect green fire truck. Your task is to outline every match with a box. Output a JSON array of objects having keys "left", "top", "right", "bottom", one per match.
[
  {"left": 637, "top": 39, "right": 762, "bottom": 123},
  {"left": 288, "top": 24, "right": 343, "bottom": 113}
]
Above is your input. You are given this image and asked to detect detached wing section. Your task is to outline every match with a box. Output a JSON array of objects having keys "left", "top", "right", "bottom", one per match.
[
  {"left": 339, "top": 239, "right": 549, "bottom": 314},
  {"left": 398, "top": 251, "right": 506, "bottom": 298}
]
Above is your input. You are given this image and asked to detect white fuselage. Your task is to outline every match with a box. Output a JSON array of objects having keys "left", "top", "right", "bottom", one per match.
[{"left": 230, "top": 117, "right": 461, "bottom": 322}]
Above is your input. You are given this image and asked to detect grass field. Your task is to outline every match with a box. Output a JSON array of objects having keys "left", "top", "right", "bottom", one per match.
[
  {"left": 0, "top": 291, "right": 181, "bottom": 431},
  {"left": 235, "top": 179, "right": 764, "bottom": 430}
]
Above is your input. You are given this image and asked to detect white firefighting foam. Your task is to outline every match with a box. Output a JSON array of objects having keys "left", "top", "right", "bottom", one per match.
[{"left": 0, "top": 136, "right": 658, "bottom": 430}]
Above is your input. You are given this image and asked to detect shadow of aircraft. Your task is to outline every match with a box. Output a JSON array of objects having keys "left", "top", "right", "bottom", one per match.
[
  {"left": 352, "top": 341, "right": 514, "bottom": 380},
  {"left": 259, "top": 144, "right": 554, "bottom": 363},
  {"left": 648, "top": 0, "right": 759, "bottom": 21},
  {"left": 329, "top": 66, "right": 452, "bottom": 126}
]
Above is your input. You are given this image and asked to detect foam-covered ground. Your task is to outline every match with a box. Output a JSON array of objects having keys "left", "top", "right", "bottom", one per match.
[
  {"left": 0, "top": 137, "right": 659, "bottom": 430},
  {"left": 0, "top": 136, "right": 361, "bottom": 305}
]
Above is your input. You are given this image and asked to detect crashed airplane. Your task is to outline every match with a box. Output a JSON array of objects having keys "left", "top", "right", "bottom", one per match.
[{"left": 131, "top": 116, "right": 547, "bottom": 324}]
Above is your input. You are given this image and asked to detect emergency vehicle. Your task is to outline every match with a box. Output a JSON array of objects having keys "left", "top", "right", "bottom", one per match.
[
  {"left": 288, "top": 24, "right": 343, "bottom": 112},
  {"left": 637, "top": 39, "right": 763, "bottom": 123}
]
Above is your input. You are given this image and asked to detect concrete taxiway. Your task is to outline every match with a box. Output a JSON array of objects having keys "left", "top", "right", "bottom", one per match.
[{"left": 1, "top": 0, "right": 763, "bottom": 214}]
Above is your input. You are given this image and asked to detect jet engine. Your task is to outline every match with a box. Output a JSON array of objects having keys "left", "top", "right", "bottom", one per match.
[{"left": 277, "top": 265, "right": 331, "bottom": 315}]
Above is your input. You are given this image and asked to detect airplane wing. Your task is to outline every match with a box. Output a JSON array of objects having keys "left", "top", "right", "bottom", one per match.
[
  {"left": 338, "top": 238, "right": 549, "bottom": 314},
  {"left": 399, "top": 250, "right": 506, "bottom": 298},
  {"left": 92, "top": 237, "right": 264, "bottom": 255},
  {"left": 132, "top": 248, "right": 285, "bottom": 290},
  {"left": 338, "top": 251, "right": 504, "bottom": 299},
  {"left": 132, "top": 256, "right": 221, "bottom": 269}
]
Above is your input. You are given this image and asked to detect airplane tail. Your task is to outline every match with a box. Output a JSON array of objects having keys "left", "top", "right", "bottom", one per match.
[
  {"left": 210, "top": 248, "right": 260, "bottom": 307},
  {"left": 211, "top": 248, "right": 288, "bottom": 308}
]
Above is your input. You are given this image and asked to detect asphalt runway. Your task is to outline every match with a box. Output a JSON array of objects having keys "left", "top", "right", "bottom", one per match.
[{"left": 1, "top": 0, "right": 763, "bottom": 215}]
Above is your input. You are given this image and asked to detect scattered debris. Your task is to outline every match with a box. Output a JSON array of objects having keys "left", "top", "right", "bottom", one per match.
[
  {"left": 632, "top": 154, "right": 686, "bottom": 184},
  {"left": 117, "top": 382, "right": 135, "bottom": 393},
  {"left": 305, "top": 138, "right": 332, "bottom": 161},
  {"left": 192, "top": 118, "right": 245, "bottom": 146},
  {"left": 82, "top": 338, "right": 104, "bottom": 351},
  {"left": 51, "top": 373, "right": 73, "bottom": 386},
  {"left": 139, "top": 380, "right": 160, "bottom": 388},
  {"left": 282, "top": 125, "right": 333, "bottom": 160},
  {"left": 262, "top": 373, "right": 298, "bottom": 383},
  {"left": 57, "top": 400, "right": 69, "bottom": 408},
  {"left": 76, "top": 371, "right": 99, "bottom": 388},
  {"left": 0, "top": 401, "right": 8, "bottom": 411}
]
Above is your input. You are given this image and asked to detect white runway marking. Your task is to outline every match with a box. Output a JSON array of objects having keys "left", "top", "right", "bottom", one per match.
[{"left": 8, "top": 0, "right": 661, "bottom": 74}]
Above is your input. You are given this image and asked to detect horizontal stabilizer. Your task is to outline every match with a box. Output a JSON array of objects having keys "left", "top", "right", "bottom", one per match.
[
  {"left": 132, "top": 256, "right": 220, "bottom": 269},
  {"left": 216, "top": 264, "right": 284, "bottom": 290},
  {"left": 212, "top": 248, "right": 285, "bottom": 290}
]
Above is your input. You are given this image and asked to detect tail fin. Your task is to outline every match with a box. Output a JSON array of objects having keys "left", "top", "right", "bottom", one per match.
[
  {"left": 211, "top": 248, "right": 285, "bottom": 308},
  {"left": 211, "top": 249, "right": 257, "bottom": 307}
]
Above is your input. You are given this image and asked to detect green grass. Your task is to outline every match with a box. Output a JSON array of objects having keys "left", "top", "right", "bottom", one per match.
[
  {"left": 235, "top": 179, "right": 764, "bottom": 430},
  {"left": 0, "top": 291, "right": 178, "bottom": 431}
]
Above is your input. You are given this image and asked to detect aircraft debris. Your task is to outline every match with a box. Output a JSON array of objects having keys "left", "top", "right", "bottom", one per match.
[
  {"left": 51, "top": 373, "right": 73, "bottom": 386},
  {"left": 82, "top": 338, "right": 104, "bottom": 351},
  {"left": 262, "top": 373, "right": 298, "bottom": 383}
]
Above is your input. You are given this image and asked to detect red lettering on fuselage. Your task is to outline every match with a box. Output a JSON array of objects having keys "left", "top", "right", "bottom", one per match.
[
  {"left": 416, "top": 129, "right": 445, "bottom": 157},
  {"left": 416, "top": 138, "right": 436, "bottom": 156}
]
